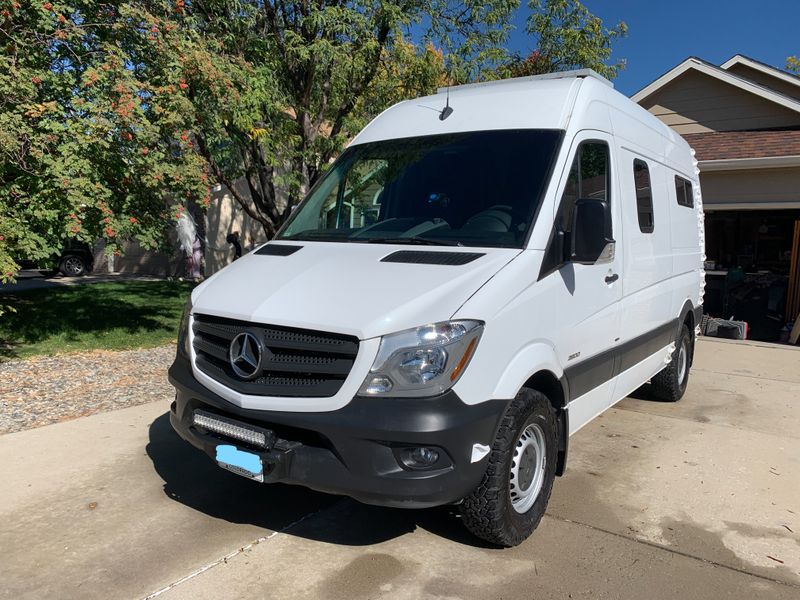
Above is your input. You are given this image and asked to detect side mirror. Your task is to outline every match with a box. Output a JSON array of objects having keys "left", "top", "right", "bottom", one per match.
[{"left": 570, "top": 198, "right": 615, "bottom": 265}]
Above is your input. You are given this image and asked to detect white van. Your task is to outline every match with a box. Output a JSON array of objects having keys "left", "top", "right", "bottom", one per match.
[{"left": 169, "top": 70, "right": 704, "bottom": 546}]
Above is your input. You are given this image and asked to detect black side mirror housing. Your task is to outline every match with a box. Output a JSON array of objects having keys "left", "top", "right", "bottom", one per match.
[{"left": 570, "top": 198, "right": 615, "bottom": 265}]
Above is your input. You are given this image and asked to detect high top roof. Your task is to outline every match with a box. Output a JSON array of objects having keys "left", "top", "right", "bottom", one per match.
[
  {"left": 436, "top": 68, "right": 613, "bottom": 94},
  {"left": 350, "top": 71, "right": 622, "bottom": 146}
]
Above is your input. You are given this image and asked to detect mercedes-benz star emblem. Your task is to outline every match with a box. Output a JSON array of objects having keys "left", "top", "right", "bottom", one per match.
[{"left": 229, "top": 332, "right": 263, "bottom": 380}]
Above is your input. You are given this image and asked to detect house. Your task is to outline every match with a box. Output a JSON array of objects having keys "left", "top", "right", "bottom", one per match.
[
  {"left": 90, "top": 185, "right": 268, "bottom": 277},
  {"left": 633, "top": 55, "right": 800, "bottom": 342},
  {"left": 204, "top": 182, "right": 272, "bottom": 274}
]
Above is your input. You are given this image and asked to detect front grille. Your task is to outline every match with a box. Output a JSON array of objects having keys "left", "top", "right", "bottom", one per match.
[{"left": 192, "top": 314, "right": 359, "bottom": 397}]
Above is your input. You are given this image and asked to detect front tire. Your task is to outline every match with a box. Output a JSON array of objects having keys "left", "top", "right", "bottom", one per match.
[
  {"left": 650, "top": 324, "right": 692, "bottom": 402},
  {"left": 461, "top": 388, "right": 557, "bottom": 547}
]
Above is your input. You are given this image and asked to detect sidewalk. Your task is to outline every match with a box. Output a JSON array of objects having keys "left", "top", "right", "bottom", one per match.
[{"left": 0, "top": 270, "right": 167, "bottom": 294}]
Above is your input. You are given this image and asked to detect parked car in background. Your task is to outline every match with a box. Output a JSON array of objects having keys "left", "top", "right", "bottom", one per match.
[{"left": 16, "top": 240, "right": 94, "bottom": 277}]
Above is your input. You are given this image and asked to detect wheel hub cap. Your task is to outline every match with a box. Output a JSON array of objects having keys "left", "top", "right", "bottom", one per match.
[
  {"left": 518, "top": 446, "right": 537, "bottom": 491},
  {"left": 509, "top": 423, "right": 547, "bottom": 514},
  {"left": 65, "top": 258, "right": 82, "bottom": 274},
  {"left": 677, "top": 340, "right": 688, "bottom": 384}
]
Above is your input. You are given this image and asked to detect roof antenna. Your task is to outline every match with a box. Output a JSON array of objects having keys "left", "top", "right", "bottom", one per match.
[{"left": 439, "top": 84, "right": 453, "bottom": 121}]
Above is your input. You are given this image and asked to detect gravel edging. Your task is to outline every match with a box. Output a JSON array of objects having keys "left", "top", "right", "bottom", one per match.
[{"left": 0, "top": 345, "right": 176, "bottom": 435}]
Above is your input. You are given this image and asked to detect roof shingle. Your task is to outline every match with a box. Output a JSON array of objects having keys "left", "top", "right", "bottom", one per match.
[{"left": 683, "top": 130, "right": 800, "bottom": 161}]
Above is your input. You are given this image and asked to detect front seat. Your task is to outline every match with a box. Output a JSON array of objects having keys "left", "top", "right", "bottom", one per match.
[{"left": 461, "top": 205, "right": 515, "bottom": 232}]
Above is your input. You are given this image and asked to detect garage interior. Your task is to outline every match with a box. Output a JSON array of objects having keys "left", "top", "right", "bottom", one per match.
[{"left": 703, "top": 209, "right": 800, "bottom": 342}]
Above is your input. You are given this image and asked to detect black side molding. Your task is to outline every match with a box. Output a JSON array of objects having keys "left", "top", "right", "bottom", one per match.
[
  {"left": 564, "top": 318, "right": 679, "bottom": 400},
  {"left": 381, "top": 250, "right": 484, "bottom": 266},
  {"left": 255, "top": 244, "right": 303, "bottom": 256}
]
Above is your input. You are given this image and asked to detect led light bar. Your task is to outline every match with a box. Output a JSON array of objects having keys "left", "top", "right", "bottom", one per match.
[{"left": 192, "top": 410, "right": 272, "bottom": 449}]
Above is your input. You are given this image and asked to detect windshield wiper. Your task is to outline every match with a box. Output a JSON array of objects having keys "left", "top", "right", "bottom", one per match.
[{"left": 363, "top": 236, "right": 463, "bottom": 247}]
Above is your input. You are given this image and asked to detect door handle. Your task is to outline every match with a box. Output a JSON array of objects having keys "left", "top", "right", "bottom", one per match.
[{"left": 605, "top": 273, "right": 619, "bottom": 284}]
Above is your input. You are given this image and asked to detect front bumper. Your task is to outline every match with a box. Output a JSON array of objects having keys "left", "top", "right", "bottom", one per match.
[{"left": 168, "top": 355, "right": 508, "bottom": 508}]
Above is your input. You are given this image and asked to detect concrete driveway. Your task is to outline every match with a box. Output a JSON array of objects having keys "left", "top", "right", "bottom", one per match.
[{"left": 1, "top": 338, "right": 798, "bottom": 599}]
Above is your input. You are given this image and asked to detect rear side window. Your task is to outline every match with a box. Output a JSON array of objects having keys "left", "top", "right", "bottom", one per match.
[
  {"left": 633, "top": 159, "right": 654, "bottom": 233},
  {"left": 675, "top": 176, "right": 694, "bottom": 208}
]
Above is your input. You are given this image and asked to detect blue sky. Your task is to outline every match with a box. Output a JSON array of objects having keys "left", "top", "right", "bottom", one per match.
[{"left": 505, "top": 0, "right": 800, "bottom": 96}]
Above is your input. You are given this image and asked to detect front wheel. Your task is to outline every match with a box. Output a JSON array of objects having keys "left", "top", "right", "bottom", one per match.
[{"left": 460, "top": 388, "right": 557, "bottom": 547}]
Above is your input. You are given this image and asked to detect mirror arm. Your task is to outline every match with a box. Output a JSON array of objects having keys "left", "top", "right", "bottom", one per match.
[{"left": 554, "top": 229, "right": 567, "bottom": 263}]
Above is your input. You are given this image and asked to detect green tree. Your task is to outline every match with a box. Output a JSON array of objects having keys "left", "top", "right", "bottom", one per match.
[
  {"left": 0, "top": 0, "right": 515, "bottom": 279},
  {"left": 131, "top": 0, "right": 517, "bottom": 239},
  {"left": 1, "top": 0, "right": 627, "bottom": 282},
  {"left": 498, "top": 0, "right": 627, "bottom": 80},
  {"left": 788, "top": 56, "right": 799, "bottom": 75},
  {"left": 0, "top": 1, "right": 209, "bottom": 281}
]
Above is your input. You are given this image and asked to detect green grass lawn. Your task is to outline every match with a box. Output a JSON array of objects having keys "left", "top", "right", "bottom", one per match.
[{"left": 0, "top": 280, "right": 194, "bottom": 360}]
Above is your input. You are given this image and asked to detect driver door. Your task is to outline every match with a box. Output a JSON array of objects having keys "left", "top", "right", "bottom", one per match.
[{"left": 542, "top": 131, "right": 623, "bottom": 433}]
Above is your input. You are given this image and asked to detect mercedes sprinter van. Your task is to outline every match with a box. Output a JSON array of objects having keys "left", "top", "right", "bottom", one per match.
[{"left": 169, "top": 69, "right": 705, "bottom": 546}]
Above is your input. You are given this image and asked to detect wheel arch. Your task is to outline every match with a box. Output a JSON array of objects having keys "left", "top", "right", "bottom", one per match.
[
  {"left": 678, "top": 298, "right": 698, "bottom": 366},
  {"left": 679, "top": 298, "right": 696, "bottom": 330},
  {"left": 522, "top": 369, "right": 569, "bottom": 477}
]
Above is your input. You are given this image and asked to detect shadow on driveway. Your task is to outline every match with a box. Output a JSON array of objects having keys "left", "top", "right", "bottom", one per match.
[{"left": 145, "top": 412, "right": 491, "bottom": 548}]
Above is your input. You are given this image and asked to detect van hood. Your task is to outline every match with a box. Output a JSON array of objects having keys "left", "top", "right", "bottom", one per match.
[{"left": 192, "top": 242, "right": 520, "bottom": 340}]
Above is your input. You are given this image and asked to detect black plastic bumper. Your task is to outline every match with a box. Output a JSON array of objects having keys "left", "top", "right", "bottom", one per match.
[{"left": 168, "top": 355, "right": 508, "bottom": 508}]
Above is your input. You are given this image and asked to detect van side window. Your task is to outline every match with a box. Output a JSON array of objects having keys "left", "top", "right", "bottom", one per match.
[
  {"left": 675, "top": 175, "right": 694, "bottom": 208},
  {"left": 555, "top": 142, "right": 610, "bottom": 234},
  {"left": 633, "top": 159, "right": 654, "bottom": 233}
]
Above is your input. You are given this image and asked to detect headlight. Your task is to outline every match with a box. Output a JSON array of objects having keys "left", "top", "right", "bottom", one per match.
[
  {"left": 359, "top": 320, "right": 483, "bottom": 397},
  {"left": 177, "top": 297, "right": 193, "bottom": 357}
]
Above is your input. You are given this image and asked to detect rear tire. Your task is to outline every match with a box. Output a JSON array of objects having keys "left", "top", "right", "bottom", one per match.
[
  {"left": 650, "top": 324, "right": 691, "bottom": 402},
  {"left": 460, "top": 388, "right": 557, "bottom": 547}
]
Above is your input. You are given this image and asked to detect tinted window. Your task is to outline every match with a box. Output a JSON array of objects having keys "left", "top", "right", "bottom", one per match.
[
  {"left": 539, "top": 141, "right": 611, "bottom": 277},
  {"left": 278, "top": 130, "right": 564, "bottom": 248},
  {"left": 675, "top": 175, "right": 694, "bottom": 208},
  {"left": 633, "top": 159, "right": 654, "bottom": 234},
  {"left": 555, "top": 142, "right": 610, "bottom": 234}
]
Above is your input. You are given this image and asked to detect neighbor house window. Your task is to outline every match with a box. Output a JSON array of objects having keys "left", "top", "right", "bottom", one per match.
[
  {"left": 633, "top": 159, "right": 654, "bottom": 233},
  {"left": 675, "top": 175, "right": 694, "bottom": 208}
]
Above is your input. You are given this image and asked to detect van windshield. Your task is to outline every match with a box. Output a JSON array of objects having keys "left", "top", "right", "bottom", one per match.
[{"left": 277, "top": 129, "right": 563, "bottom": 248}]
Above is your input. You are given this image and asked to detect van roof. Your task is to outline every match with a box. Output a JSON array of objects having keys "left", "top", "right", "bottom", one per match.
[
  {"left": 349, "top": 70, "right": 688, "bottom": 162},
  {"left": 435, "top": 68, "right": 614, "bottom": 94},
  {"left": 350, "top": 75, "right": 584, "bottom": 145}
]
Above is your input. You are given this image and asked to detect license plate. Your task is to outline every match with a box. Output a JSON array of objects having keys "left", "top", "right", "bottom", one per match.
[{"left": 215, "top": 444, "right": 264, "bottom": 482}]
